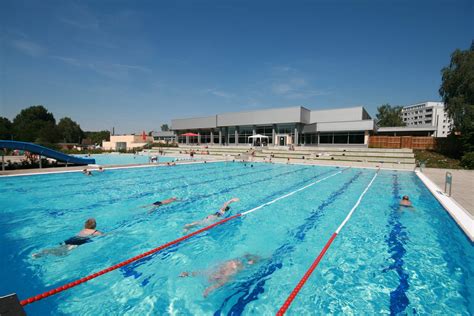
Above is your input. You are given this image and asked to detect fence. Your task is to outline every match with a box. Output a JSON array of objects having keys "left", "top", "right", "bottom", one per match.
[{"left": 368, "top": 136, "right": 435, "bottom": 149}]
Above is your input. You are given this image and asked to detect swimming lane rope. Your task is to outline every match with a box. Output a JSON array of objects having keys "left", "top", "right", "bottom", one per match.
[
  {"left": 19, "top": 168, "right": 348, "bottom": 307},
  {"left": 276, "top": 168, "right": 380, "bottom": 315}
]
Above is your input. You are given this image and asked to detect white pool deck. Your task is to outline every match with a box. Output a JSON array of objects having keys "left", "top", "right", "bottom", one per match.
[{"left": 1, "top": 155, "right": 473, "bottom": 241}]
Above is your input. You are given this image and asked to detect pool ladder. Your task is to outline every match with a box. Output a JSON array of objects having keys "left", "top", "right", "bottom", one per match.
[{"left": 444, "top": 172, "right": 452, "bottom": 196}]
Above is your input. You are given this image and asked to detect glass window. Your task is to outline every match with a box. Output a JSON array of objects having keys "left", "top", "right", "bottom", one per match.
[
  {"left": 319, "top": 133, "right": 333, "bottom": 144},
  {"left": 348, "top": 133, "right": 364, "bottom": 144},
  {"left": 333, "top": 133, "right": 348, "bottom": 144}
]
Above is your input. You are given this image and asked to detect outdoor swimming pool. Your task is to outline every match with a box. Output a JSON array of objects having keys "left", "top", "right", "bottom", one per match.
[
  {"left": 0, "top": 162, "right": 472, "bottom": 315},
  {"left": 75, "top": 153, "right": 178, "bottom": 165}
]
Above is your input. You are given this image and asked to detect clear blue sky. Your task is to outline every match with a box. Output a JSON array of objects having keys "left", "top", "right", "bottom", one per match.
[{"left": 1, "top": 0, "right": 472, "bottom": 133}]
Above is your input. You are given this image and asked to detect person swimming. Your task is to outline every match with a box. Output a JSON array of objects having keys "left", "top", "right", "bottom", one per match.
[
  {"left": 400, "top": 195, "right": 412, "bottom": 207},
  {"left": 183, "top": 198, "right": 239, "bottom": 232},
  {"left": 179, "top": 253, "right": 261, "bottom": 297},
  {"left": 32, "top": 218, "right": 103, "bottom": 258},
  {"left": 141, "top": 197, "right": 178, "bottom": 213},
  {"left": 82, "top": 169, "right": 92, "bottom": 176}
]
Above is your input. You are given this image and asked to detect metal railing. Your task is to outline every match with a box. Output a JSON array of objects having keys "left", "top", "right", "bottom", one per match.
[{"left": 445, "top": 172, "right": 453, "bottom": 196}]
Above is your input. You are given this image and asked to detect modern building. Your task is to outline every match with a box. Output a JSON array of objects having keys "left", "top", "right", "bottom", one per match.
[
  {"left": 152, "top": 131, "right": 176, "bottom": 144},
  {"left": 401, "top": 102, "right": 453, "bottom": 137},
  {"left": 171, "top": 106, "right": 375, "bottom": 146},
  {"left": 102, "top": 134, "right": 153, "bottom": 151}
]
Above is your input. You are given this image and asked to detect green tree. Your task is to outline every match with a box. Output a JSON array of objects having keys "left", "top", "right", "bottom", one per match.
[
  {"left": 439, "top": 42, "right": 474, "bottom": 154},
  {"left": 161, "top": 124, "right": 170, "bottom": 131},
  {"left": 57, "top": 117, "right": 84, "bottom": 143},
  {"left": 0, "top": 117, "right": 13, "bottom": 140},
  {"left": 12, "top": 105, "right": 58, "bottom": 143},
  {"left": 83, "top": 130, "right": 110, "bottom": 146},
  {"left": 375, "top": 104, "right": 406, "bottom": 127}
]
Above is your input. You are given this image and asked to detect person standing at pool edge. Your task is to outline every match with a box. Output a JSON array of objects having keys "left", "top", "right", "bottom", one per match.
[
  {"left": 32, "top": 218, "right": 103, "bottom": 258},
  {"left": 183, "top": 198, "right": 239, "bottom": 232}
]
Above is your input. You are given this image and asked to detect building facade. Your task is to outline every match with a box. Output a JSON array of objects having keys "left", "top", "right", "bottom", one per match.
[
  {"left": 102, "top": 134, "right": 153, "bottom": 151},
  {"left": 171, "top": 106, "right": 375, "bottom": 146},
  {"left": 152, "top": 131, "right": 176, "bottom": 144},
  {"left": 401, "top": 102, "right": 452, "bottom": 137}
]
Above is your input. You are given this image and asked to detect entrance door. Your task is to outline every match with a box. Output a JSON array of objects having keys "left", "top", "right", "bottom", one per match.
[{"left": 279, "top": 136, "right": 286, "bottom": 146}]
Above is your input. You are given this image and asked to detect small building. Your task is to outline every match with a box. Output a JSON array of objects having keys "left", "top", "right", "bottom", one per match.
[
  {"left": 152, "top": 131, "right": 176, "bottom": 144},
  {"left": 401, "top": 102, "right": 453, "bottom": 137},
  {"left": 102, "top": 134, "right": 153, "bottom": 151},
  {"left": 171, "top": 106, "right": 375, "bottom": 146}
]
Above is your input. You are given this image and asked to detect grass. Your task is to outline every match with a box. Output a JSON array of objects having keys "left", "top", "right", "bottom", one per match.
[{"left": 414, "top": 150, "right": 462, "bottom": 169}]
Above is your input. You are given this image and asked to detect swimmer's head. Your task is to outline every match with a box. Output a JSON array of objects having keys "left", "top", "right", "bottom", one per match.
[
  {"left": 243, "top": 254, "right": 261, "bottom": 265},
  {"left": 84, "top": 218, "right": 97, "bottom": 229},
  {"left": 402, "top": 195, "right": 409, "bottom": 200},
  {"left": 224, "top": 206, "right": 230, "bottom": 212}
]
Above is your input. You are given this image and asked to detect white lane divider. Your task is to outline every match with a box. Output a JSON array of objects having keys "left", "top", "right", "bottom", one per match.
[{"left": 242, "top": 168, "right": 349, "bottom": 216}]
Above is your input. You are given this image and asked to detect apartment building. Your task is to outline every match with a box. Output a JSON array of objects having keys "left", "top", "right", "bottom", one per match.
[{"left": 401, "top": 102, "right": 453, "bottom": 137}]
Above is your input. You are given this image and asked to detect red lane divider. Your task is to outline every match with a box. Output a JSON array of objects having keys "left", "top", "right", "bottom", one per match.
[
  {"left": 20, "top": 214, "right": 242, "bottom": 306},
  {"left": 276, "top": 170, "right": 379, "bottom": 315},
  {"left": 276, "top": 232, "right": 337, "bottom": 316}
]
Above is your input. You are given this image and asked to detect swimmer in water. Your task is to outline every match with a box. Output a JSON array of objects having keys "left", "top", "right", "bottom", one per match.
[
  {"left": 82, "top": 169, "right": 92, "bottom": 176},
  {"left": 183, "top": 198, "right": 239, "bottom": 232},
  {"left": 32, "top": 218, "right": 103, "bottom": 258},
  {"left": 399, "top": 195, "right": 413, "bottom": 208},
  {"left": 141, "top": 197, "right": 178, "bottom": 213},
  {"left": 179, "top": 254, "right": 261, "bottom": 297}
]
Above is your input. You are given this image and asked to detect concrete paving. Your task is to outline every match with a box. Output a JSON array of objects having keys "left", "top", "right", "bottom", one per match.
[{"left": 422, "top": 168, "right": 474, "bottom": 217}]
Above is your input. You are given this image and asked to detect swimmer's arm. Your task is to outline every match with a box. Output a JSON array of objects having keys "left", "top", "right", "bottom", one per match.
[
  {"left": 203, "top": 279, "right": 227, "bottom": 298},
  {"left": 220, "top": 198, "right": 240, "bottom": 211},
  {"left": 93, "top": 230, "right": 104, "bottom": 236}
]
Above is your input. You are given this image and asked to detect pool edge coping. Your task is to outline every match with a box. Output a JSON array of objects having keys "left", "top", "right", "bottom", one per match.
[
  {"left": 415, "top": 170, "right": 474, "bottom": 242},
  {"left": 0, "top": 159, "right": 225, "bottom": 177}
]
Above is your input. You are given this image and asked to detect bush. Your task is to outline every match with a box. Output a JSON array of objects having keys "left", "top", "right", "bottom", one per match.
[
  {"left": 434, "top": 134, "right": 462, "bottom": 159},
  {"left": 460, "top": 152, "right": 474, "bottom": 169}
]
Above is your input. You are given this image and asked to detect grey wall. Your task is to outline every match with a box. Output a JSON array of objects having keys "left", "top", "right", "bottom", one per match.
[
  {"left": 300, "top": 107, "right": 311, "bottom": 124},
  {"left": 171, "top": 116, "right": 217, "bottom": 130},
  {"left": 217, "top": 107, "right": 304, "bottom": 126},
  {"left": 317, "top": 120, "right": 374, "bottom": 132},
  {"left": 302, "top": 123, "right": 317, "bottom": 133},
  {"left": 310, "top": 107, "right": 365, "bottom": 123}
]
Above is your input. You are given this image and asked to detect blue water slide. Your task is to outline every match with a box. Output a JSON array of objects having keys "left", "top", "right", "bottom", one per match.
[{"left": 0, "top": 140, "right": 95, "bottom": 165}]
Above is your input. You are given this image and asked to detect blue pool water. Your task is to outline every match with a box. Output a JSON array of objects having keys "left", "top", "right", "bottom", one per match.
[
  {"left": 0, "top": 162, "right": 472, "bottom": 315},
  {"left": 75, "top": 154, "right": 178, "bottom": 165}
]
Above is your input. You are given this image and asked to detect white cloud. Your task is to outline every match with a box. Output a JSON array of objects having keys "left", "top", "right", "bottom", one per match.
[
  {"left": 206, "top": 88, "right": 234, "bottom": 98},
  {"left": 271, "top": 77, "right": 329, "bottom": 99},
  {"left": 53, "top": 56, "right": 151, "bottom": 79},
  {"left": 11, "top": 39, "right": 46, "bottom": 57}
]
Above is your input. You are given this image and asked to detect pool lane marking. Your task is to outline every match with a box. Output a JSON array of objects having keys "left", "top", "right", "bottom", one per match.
[
  {"left": 277, "top": 168, "right": 379, "bottom": 316},
  {"left": 385, "top": 173, "right": 410, "bottom": 315},
  {"left": 18, "top": 168, "right": 348, "bottom": 307},
  {"left": 241, "top": 168, "right": 347, "bottom": 216}
]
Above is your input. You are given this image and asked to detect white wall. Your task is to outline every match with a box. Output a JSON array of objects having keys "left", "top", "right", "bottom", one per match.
[{"left": 310, "top": 106, "right": 365, "bottom": 123}]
